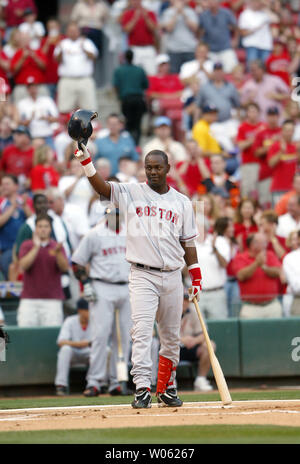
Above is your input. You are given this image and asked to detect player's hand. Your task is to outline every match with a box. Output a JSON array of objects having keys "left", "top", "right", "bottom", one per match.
[
  {"left": 83, "top": 282, "right": 97, "bottom": 302},
  {"left": 74, "top": 144, "right": 90, "bottom": 164},
  {"left": 188, "top": 264, "right": 202, "bottom": 302}
]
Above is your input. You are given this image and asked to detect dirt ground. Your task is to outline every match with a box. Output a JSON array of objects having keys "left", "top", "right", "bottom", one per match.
[{"left": 1, "top": 398, "right": 300, "bottom": 432}]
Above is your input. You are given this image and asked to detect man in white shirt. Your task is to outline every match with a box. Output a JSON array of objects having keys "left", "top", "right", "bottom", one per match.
[
  {"left": 238, "top": 0, "right": 273, "bottom": 66},
  {"left": 17, "top": 76, "right": 59, "bottom": 149},
  {"left": 195, "top": 223, "right": 230, "bottom": 319},
  {"left": 283, "top": 234, "right": 300, "bottom": 316},
  {"left": 277, "top": 195, "right": 300, "bottom": 238},
  {"left": 142, "top": 116, "right": 187, "bottom": 162},
  {"left": 54, "top": 21, "right": 98, "bottom": 113}
]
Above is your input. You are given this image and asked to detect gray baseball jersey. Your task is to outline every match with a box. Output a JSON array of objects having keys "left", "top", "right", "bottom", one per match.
[
  {"left": 109, "top": 182, "right": 198, "bottom": 270},
  {"left": 57, "top": 314, "right": 91, "bottom": 344},
  {"left": 71, "top": 222, "right": 130, "bottom": 283}
]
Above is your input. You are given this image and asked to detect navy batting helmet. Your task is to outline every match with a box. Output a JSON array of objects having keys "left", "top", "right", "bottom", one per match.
[{"left": 68, "top": 109, "right": 98, "bottom": 149}]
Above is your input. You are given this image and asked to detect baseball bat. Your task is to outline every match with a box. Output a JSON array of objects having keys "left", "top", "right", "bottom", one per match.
[
  {"left": 192, "top": 296, "right": 232, "bottom": 405},
  {"left": 115, "top": 309, "right": 128, "bottom": 382}
]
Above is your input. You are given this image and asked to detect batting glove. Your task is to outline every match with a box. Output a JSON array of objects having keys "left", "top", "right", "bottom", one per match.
[
  {"left": 74, "top": 145, "right": 96, "bottom": 177},
  {"left": 83, "top": 281, "right": 97, "bottom": 302},
  {"left": 188, "top": 264, "right": 202, "bottom": 302}
]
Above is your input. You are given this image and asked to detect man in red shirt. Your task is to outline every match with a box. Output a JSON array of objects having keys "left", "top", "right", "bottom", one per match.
[
  {"left": 0, "top": 125, "right": 34, "bottom": 185},
  {"left": 258, "top": 210, "right": 288, "bottom": 260},
  {"left": 232, "top": 232, "right": 282, "bottom": 319},
  {"left": 253, "top": 106, "right": 281, "bottom": 208},
  {"left": 10, "top": 30, "right": 47, "bottom": 102},
  {"left": 40, "top": 18, "right": 64, "bottom": 99},
  {"left": 17, "top": 213, "right": 69, "bottom": 327},
  {"left": 236, "top": 102, "right": 265, "bottom": 199},
  {"left": 267, "top": 119, "right": 300, "bottom": 206},
  {"left": 265, "top": 39, "right": 291, "bottom": 87},
  {"left": 120, "top": 0, "right": 157, "bottom": 75},
  {"left": 4, "top": 0, "right": 37, "bottom": 28}
]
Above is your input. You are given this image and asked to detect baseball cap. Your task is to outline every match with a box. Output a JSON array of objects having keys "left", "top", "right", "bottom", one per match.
[
  {"left": 154, "top": 116, "right": 171, "bottom": 127},
  {"left": 13, "top": 125, "right": 31, "bottom": 138},
  {"left": 156, "top": 54, "right": 170, "bottom": 66},
  {"left": 76, "top": 298, "right": 89, "bottom": 310},
  {"left": 26, "top": 75, "right": 38, "bottom": 85},
  {"left": 267, "top": 106, "right": 279, "bottom": 115},
  {"left": 202, "top": 104, "right": 218, "bottom": 114},
  {"left": 23, "top": 7, "right": 35, "bottom": 17},
  {"left": 213, "top": 62, "right": 223, "bottom": 70}
]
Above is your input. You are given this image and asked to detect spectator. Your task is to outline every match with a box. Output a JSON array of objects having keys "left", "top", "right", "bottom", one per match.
[
  {"left": 17, "top": 76, "right": 59, "bottom": 149},
  {"left": 180, "top": 291, "right": 214, "bottom": 391},
  {"left": 54, "top": 21, "right": 98, "bottom": 114},
  {"left": 0, "top": 125, "right": 34, "bottom": 189},
  {"left": 240, "top": 60, "right": 290, "bottom": 122},
  {"left": 116, "top": 156, "right": 138, "bottom": 183},
  {"left": 0, "top": 174, "right": 32, "bottom": 279},
  {"left": 4, "top": 0, "right": 37, "bottom": 29},
  {"left": 284, "top": 100, "right": 300, "bottom": 142},
  {"left": 199, "top": 0, "right": 238, "bottom": 73},
  {"left": 232, "top": 233, "right": 282, "bottom": 319},
  {"left": 55, "top": 298, "right": 91, "bottom": 396},
  {"left": 265, "top": 39, "right": 291, "bottom": 86},
  {"left": 3, "top": 28, "right": 21, "bottom": 59},
  {"left": 276, "top": 194, "right": 300, "bottom": 238},
  {"left": 0, "top": 117, "right": 14, "bottom": 156},
  {"left": 236, "top": 102, "right": 265, "bottom": 199},
  {"left": 41, "top": 18, "right": 63, "bottom": 99},
  {"left": 18, "top": 7, "right": 45, "bottom": 50},
  {"left": 120, "top": 0, "right": 158, "bottom": 76},
  {"left": 58, "top": 158, "right": 94, "bottom": 218},
  {"left": 234, "top": 198, "right": 258, "bottom": 251},
  {"left": 253, "top": 106, "right": 282, "bottom": 208},
  {"left": 214, "top": 216, "right": 240, "bottom": 317},
  {"left": 17, "top": 214, "right": 69, "bottom": 327},
  {"left": 259, "top": 210, "right": 287, "bottom": 260},
  {"left": 192, "top": 104, "right": 222, "bottom": 157},
  {"left": 70, "top": 0, "right": 109, "bottom": 57},
  {"left": 94, "top": 113, "right": 139, "bottom": 175},
  {"left": 200, "top": 153, "right": 240, "bottom": 207},
  {"left": 194, "top": 219, "right": 230, "bottom": 319},
  {"left": 198, "top": 192, "right": 220, "bottom": 233},
  {"left": 29, "top": 144, "right": 60, "bottom": 192},
  {"left": 147, "top": 53, "right": 183, "bottom": 112},
  {"left": 275, "top": 173, "right": 300, "bottom": 216},
  {"left": 195, "top": 62, "right": 240, "bottom": 123},
  {"left": 179, "top": 42, "right": 214, "bottom": 92},
  {"left": 238, "top": 0, "right": 273, "bottom": 66},
  {"left": 174, "top": 138, "right": 209, "bottom": 197},
  {"left": 142, "top": 116, "right": 187, "bottom": 162},
  {"left": 160, "top": 0, "right": 199, "bottom": 74},
  {"left": 0, "top": 41, "right": 11, "bottom": 95},
  {"left": 282, "top": 231, "right": 300, "bottom": 316},
  {"left": 113, "top": 49, "right": 149, "bottom": 145},
  {"left": 267, "top": 119, "right": 299, "bottom": 206},
  {"left": 10, "top": 31, "right": 48, "bottom": 103}
]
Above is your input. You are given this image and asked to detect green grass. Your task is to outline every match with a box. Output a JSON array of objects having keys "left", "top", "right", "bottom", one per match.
[
  {"left": 1, "top": 425, "right": 300, "bottom": 444},
  {"left": 0, "top": 389, "right": 299, "bottom": 410}
]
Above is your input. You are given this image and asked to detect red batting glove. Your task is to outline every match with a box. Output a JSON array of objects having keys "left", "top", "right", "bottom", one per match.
[{"left": 188, "top": 264, "right": 202, "bottom": 302}]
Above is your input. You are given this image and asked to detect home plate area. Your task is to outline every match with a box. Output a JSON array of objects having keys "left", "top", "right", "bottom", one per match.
[{"left": 1, "top": 400, "right": 300, "bottom": 431}]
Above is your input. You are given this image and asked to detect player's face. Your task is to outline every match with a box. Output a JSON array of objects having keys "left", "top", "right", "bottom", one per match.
[{"left": 145, "top": 155, "right": 170, "bottom": 189}]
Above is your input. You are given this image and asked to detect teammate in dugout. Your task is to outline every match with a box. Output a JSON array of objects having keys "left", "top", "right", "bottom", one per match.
[{"left": 74, "top": 145, "right": 202, "bottom": 408}]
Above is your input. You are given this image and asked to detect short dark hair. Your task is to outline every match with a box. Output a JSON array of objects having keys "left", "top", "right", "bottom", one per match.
[
  {"left": 261, "top": 210, "right": 278, "bottom": 225},
  {"left": 2, "top": 174, "right": 18, "bottom": 185},
  {"left": 214, "top": 217, "right": 231, "bottom": 236},
  {"left": 282, "top": 119, "right": 295, "bottom": 126},
  {"left": 33, "top": 193, "right": 47, "bottom": 207},
  {"left": 35, "top": 213, "right": 52, "bottom": 226},
  {"left": 125, "top": 49, "right": 133, "bottom": 63},
  {"left": 145, "top": 150, "right": 169, "bottom": 165}
]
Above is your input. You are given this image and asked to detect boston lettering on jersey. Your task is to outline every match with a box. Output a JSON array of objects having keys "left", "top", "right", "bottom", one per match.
[
  {"left": 135, "top": 205, "right": 179, "bottom": 224},
  {"left": 102, "top": 246, "right": 126, "bottom": 256}
]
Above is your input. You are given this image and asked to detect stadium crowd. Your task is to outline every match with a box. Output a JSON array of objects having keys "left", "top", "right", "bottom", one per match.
[{"left": 1, "top": 0, "right": 300, "bottom": 392}]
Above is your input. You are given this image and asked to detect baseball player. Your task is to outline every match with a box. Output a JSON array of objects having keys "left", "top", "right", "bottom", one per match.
[
  {"left": 55, "top": 298, "right": 91, "bottom": 396},
  {"left": 71, "top": 207, "right": 132, "bottom": 396},
  {"left": 74, "top": 145, "right": 202, "bottom": 408}
]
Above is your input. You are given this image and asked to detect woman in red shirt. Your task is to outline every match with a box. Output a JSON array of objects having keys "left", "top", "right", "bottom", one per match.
[
  {"left": 234, "top": 198, "right": 258, "bottom": 251},
  {"left": 30, "top": 144, "right": 60, "bottom": 191}
]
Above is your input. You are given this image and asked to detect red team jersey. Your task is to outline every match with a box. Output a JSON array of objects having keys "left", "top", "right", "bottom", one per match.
[
  {"left": 267, "top": 140, "right": 298, "bottom": 192},
  {"left": 120, "top": 10, "right": 157, "bottom": 46},
  {"left": 10, "top": 49, "right": 47, "bottom": 85},
  {"left": 237, "top": 121, "right": 265, "bottom": 164},
  {"left": 253, "top": 126, "right": 282, "bottom": 180},
  {"left": 265, "top": 52, "right": 291, "bottom": 86}
]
